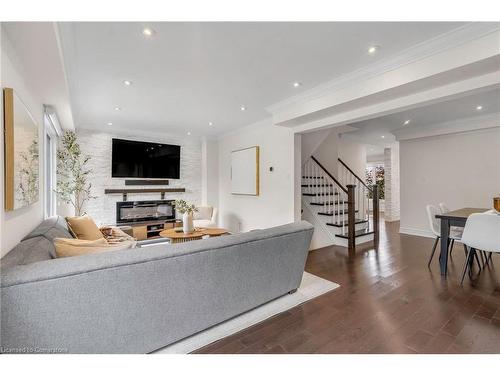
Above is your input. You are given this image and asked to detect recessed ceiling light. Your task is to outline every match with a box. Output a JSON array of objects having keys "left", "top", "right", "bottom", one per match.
[
  {"left": 293, "top": 82, "right": 301, "bottom": 88},
  {"left": 476, "top": 105, "right": 483, "bottom": 111},
  {"left": 114, "top": 107, "right": 121, "bottom": 111},
  {"left": 187, "top": 131, "right": 191, "bottom": 136},
  {"left": 208, "top": 122, "right": 213, "bottom": 126},
  {"left": 142, "top": 27, "right": 155, "bottom": 37},
  {"left": 107, "top": 122, "right": 113, "bottom": 126},
  {"left": 368, "top": 45, "right": 380, "bottom": 54},
  {"left": 381, "top": 135, "right": 385, "bottom": 139},
  {"left": 123, "top": 80, "right": 132, "bottom": 86},
  {"left": 403, "top": 120, "right": 411, "bottom": 125},
  {"left": 240, "top": 106, "right": 246, "bottom": 111}
]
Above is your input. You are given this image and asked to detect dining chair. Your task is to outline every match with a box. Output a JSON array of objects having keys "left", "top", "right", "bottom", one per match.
[
  {"left": 438, "top": 202, "right": 464, "bottom": 255},
  {"left": 460, "top": 213, "right": 500, "bottom": 285},
  {"left": 426, "top": 204, "right": 464, "bottom": 268}
]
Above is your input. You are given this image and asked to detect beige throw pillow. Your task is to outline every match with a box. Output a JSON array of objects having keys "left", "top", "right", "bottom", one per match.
[
  {"left": 54, "top": 237, "right": 136, "bottom": 258},
  {"left": 66, "top": 215, "right": 104, "bottom": 240},
  {"left": 55, "top": 238, "right": 111, "bottom": 258}
]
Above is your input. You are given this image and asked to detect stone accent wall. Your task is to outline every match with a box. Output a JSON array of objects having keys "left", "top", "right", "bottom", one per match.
[
  {"left": 76, "top": 129, "right": 202, "bottom": 226},
  {"left": 384, "top": 145, "right": 400, "bottom": 222}
]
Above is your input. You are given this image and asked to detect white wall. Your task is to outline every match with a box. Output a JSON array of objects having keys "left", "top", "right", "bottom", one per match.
[
  {"left": 400, "top": 127, "right": 500, "bottom": 236},
  {"left": 0, "top": 30, "right": 46, "bottom": 256},
  {"left": 338, "top": 136, "right": 367, "bottom": 182},
  {"left": 301, "top": 128, "right": 331, "bottom": 164},
  {"left": 218, "top": 119, "right": 296, "bottom": 233},
  {"left": 76, "top": 129, "right": 202, "bottom": 226},
  {"left": 384, "top": 144, "right": 400, "bottom": 222},
  {"left": 312, "top": 129, "right": 367, "bottom": 181},
  {"left": 201, "top": 138, "right": 219, "bottom": 210}
]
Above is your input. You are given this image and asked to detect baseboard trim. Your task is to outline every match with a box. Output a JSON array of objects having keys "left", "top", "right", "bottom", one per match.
[{"left": 399, "top": 226, "right": 435, "bottom": 239}]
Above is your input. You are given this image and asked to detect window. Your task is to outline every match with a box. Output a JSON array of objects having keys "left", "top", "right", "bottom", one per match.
[{"left": 43, "top": 107, "right": 62, "bottom": 218}]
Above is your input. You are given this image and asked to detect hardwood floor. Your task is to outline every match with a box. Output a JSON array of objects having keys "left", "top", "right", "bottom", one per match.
[{"left": 194, "top": 218, "right": 500, "bottom": 354}]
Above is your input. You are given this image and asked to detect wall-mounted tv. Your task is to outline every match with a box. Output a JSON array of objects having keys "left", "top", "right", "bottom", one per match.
[{"left": 112, "top": 138, "right": 180, "bottom": 179}]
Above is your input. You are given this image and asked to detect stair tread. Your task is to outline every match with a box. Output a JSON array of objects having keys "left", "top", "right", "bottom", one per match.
[
  {"left": 326, "top": 219, "right": 368, "bottom": 227},
  {"left": 302, "top": 176, "right": 324, "bottom": 179},
  {"left": 302, "top": 192, "right": 339, "bottom": 196},
  {"left": 310, "top": 201, "right": 347, "bottom": 206},
  {"left": 335, "top": 229, "right": 374, "bottom": 239},
  {"left": 318, "top": 210, "right": 358, "bottom": 216},
  {"left": 301, "top": 184, "right": 331, "bottom": 187}
]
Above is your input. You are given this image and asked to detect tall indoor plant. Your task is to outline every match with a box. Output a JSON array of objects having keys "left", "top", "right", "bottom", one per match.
[
  {"left": 55, "top": 131, "right": 96, "bottom": 216},
  {"left": 174, "top": 199, "right": 198, "bottom": 233}
]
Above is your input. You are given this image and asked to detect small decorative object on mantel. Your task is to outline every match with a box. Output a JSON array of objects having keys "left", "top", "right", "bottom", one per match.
[
  {"left": 494, "top": 195, "right": 500, "bottom": 213},
  {"left": 174, "top": 199, "right": 198, "bottom": 234}
]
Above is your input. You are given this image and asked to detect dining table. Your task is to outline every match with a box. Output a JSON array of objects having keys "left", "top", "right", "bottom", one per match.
[{"left": 435, "top": 207, "right": 489, "bottom": 276}]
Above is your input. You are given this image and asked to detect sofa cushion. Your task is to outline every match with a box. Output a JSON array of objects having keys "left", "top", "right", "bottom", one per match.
[
  {"left": 1, "top": 216, "right": 73, "bottom": 269},
  {"left": 66, "top": 215, "right": 104, "bottom": 241},
  {"left": 22, "top": 215, "right": 73, "bottom": 244},
  {"left": 1, "top": 237, "right": 55, "bottom": 269},
  {"left": 54, "top": 238, "right": 135, "bottom": 258}
]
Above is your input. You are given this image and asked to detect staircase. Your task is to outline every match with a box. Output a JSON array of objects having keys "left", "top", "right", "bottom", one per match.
[{"left": 302, "top": 155, "right": 380, "bottom": 255}]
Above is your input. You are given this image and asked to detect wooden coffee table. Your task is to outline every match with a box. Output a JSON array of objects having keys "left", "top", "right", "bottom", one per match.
[
  {"left": 200, "top": 228, "right": 230, "bottom": 237},
  {"left": 159, "top": 228, "right": 205, "bottom": 244},
  {"left": 159, "top": 227, "right": 230, "bottom": 243}
]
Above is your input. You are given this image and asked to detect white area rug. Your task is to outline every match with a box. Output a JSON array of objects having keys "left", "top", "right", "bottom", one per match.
[{"left": 154, "top": 272, "right": 340, "bottom": 354}]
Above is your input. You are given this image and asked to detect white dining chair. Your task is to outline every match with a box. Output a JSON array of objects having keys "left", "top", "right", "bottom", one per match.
[
  {"left": 438, "top": 202, "right": 464, "bottom": 255},
  {"left": 426, "top": 204, "right": 464, "bottom": 268},
  {"left": 460, "top": 213, "right": 500, "bottom": 284}
]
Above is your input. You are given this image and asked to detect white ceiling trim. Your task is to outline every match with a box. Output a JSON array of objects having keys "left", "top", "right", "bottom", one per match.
[
  {"left": 393, "top": 112, "right": 500, "bottom": 141},
  {"left": 290, "top": 71, "right": 500, "bottom": 135},
  {"left": 266, "top": 23, "right": 500, "bottom": 115},
  {"left": 273, "top": 30, "right": 500, "bottom": 127}
]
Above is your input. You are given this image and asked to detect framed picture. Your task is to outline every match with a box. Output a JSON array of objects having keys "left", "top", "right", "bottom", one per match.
[
  {"left": 230, "top": 146, "right": 259, "bottom": 196},
  {"left": 3, "top": 87, "right": 39, "bottom": 211}
]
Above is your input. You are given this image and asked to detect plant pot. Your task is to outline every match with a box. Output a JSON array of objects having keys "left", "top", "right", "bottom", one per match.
[{"left": 183, "top": 212, "right": 194, "bottom": 234}]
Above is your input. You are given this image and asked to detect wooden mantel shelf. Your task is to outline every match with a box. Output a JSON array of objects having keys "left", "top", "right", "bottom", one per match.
[
  {"left": 104, "top": 188, "right": 185, "bottom": 201},
  {"left": 104, "top": 188, "right": 185, "bottom": 194}
]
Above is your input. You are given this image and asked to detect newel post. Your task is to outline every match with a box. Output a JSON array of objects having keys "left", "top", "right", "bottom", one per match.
[
  {"left": 372, "top": 184, "right": 380, "bottom": 246},
  {"left": 347, "top": 184, "right": 356, "bottom": 257}
]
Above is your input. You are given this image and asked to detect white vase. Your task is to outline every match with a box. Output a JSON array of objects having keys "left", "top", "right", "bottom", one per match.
[{"left": 183, "top": 212, "right": 194, "bottom": 234}]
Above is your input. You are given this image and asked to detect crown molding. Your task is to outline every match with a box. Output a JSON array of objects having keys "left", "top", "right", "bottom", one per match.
[
  {"left": 266, "top": 23, "right": 500, "bottom": 115},
  {"left": 393, "top": 112, "right": 500, "bottom": 141}
]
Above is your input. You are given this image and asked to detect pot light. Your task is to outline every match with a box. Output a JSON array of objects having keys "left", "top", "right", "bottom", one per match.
[
  {"left": 293, "top": 82, "right": 301, "bottom": 88},
  {"left": 114, "top": 107, "right": 121, "bottom": 111},
  {"left": 187, "top": 131, "right": 191, "bottom": 136},
  {"left": 476, "top": 105, "right": 483, "bottom": 111},
  {"left": 142, "top": 27, "right": 155, "bottom": 37},
  {"left": 240, "top": 106, "right": 246, "bottom": 111},
  {"left": 123, "top": 80, "right": 132, "bottom": 86},
  {"left": 208, "top": 122, "right": 213, "bottom": 126},
  {"left": 368, "top": 45, "right": 380, "bottom": 54},
  {"left": 381, "top": 135, "right": 385, "bottom": 139},
  {"left": 107, "top": 122, "right": 113, "bottom": 126},
  {"left": 403, "top": 120, "right": 411, "bottom": 125}
]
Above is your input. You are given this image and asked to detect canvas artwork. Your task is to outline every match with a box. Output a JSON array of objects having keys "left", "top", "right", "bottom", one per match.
[
  {"left": 230, "top": 146, "right": 259, "bottom": 196},
  {"left": 3, "top": 88, "right": 39, "bottom": 211}
]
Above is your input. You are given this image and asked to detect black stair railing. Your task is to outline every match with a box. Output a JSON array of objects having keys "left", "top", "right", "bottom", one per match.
[{"left": 303, "top": 156, "right": 380, "bottom": 256}]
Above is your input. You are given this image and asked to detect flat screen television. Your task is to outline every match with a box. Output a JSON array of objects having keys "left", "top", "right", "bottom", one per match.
[{"left": 112, "top": 138, "right": 180, "bottom": 179}]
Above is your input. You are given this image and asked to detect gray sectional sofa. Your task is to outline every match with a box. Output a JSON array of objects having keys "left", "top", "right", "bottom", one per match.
[{"left": 0, "top": 217, "right": 313, "bottom": 353}]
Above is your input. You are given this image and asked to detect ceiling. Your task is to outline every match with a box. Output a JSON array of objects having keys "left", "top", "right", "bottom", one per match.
[
  {"left": 342, "top": 87, "right": 500, "bottom": 149},
  {"left": 57, "top": 22, "right": 469, "bottom": 136},
  {"left": 2, "top": 22, "right": 75, "bottom": 129}
]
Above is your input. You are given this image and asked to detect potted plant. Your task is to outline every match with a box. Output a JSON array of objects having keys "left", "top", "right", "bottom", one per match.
[
  {"left": 174, "top": 199, "right": 198, "bottom": 234},
  {"left": 55, "top": 131, "right": 96, "bottom": 216}
]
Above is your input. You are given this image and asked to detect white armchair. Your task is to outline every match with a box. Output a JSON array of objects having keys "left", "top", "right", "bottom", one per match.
[{"left": 193, "top": 206, "right": 218, "bottom": 228}]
